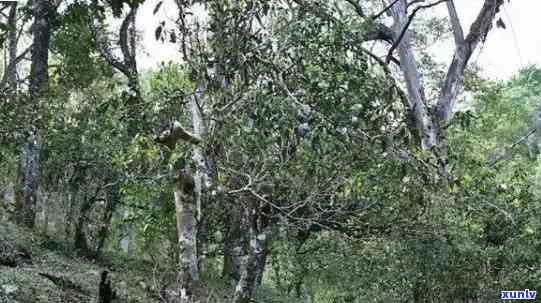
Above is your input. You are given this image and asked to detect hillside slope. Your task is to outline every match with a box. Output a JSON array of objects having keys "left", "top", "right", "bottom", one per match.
[{"left": 0, "top": 222, "right": 159, "bottom": 303}]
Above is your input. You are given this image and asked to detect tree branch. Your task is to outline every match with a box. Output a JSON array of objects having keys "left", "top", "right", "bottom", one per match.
[
  {"left": 372, "top": 0, "right": 400, "bottom": 20},
  {"left": 293, "top": 0, "right": 394, "bottom": 43},
  {"left": 91, "top": 22, "right": 129, "bottom": 75},
  {"left": 435, "top": 0, "right": 504, "bottom": 127},
  {"left": 385, "top": 0, "right": 449, "bottom": 64},
  {"left": 119, "top": 5, "right": 137, "bottom": 75},
  {"left": 0, "top": 45, "right": 29, "bottom": 90},
  {"left": 488, "top": 127, "right": 537, "bottom": 167},
  {"left": 446, "top": 0, "right": 465, "bottom": 47},
  {"left": 91, "top": 4, "right": 139, "bottom": 78}
]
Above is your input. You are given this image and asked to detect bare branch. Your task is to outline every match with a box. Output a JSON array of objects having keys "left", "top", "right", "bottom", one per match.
[
  {"left": 91, "top": 22, "right": 129, "bottom": 75},
  {"left": 91, "top": 4, "right": 139, "bottom": 79},
  {"left": 407, "top": 0, "right": 427, "bottom": 8},
  {"left": 385, "top": 0, "right": 449, "bottom": 64},
  {"left": 364, "top": 23, "right": 395, "bottom": 44},
  {"left": 435, "top": 0, "right": 504, "bottom": 127},
  {"left": 0, "top": 46, "right": 30, "bottom": 90},
  {"left": 488, "top": 127, "right": 537, "bottom": 167},
  {"left": 372, "top": 0, "right": 400, "bottom": 20},
  {"left": 446, "top": 0, "right": 465, "bottom": 47}
]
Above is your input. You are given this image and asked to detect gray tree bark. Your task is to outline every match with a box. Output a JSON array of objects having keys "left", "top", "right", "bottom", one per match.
[
  {"left": 96, "top": 184, "right": 121, "bottom": 255},
  {"left": 156, "top": 115, "right": 205, "bottom": 303},
  {"left": 232, "top": 203, "right": 271, "bottom": 303},
  {"left": 389, "top": 0, "right": 437, "bottom": 151},
  {"left": 6, "top": 2, "right": 17, "bottom": 91},
  {"left": 388, "top": 0, "right": 504, "bottom": 168},
  {"left": 14, "top": 0, "right": 50, "bottom": 228},
  {"left": 91, "top": 3, "right": 142, "bottom": 135},
  {"left": 222, "top": 201, "right": 246, "bottom": 282},
  {"left": 174, "top": 167, "right": 201, "bottom": 302}
]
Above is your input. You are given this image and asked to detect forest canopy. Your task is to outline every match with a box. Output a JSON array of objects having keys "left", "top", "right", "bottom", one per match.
[{"left": 1, "top": 1, "right": 541, "bottom": 303}]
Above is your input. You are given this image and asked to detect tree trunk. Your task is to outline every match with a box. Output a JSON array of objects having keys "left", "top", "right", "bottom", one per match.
[
  {"left": 96, "top": 185, "right": 120, "bottom": 255},
  {"left": 223, "top": 203, "right": 270, "bottom": 289},
  {"left": 174, "top": 168, "right": 201, "bottom": 303},
  {"left": 0, "top": 1, "right": 19, "bottom": 93},
  {"left": 74, "top": 192, "right": 93, "bottom": 253},
  {"left": 14, "top": 0, "right": 50, "bottom": 229},
  {"left": 40, "top": 190, "right": 49, "bottom": 235},
  {"left": 15, "top": 137, "right": 41, "bottom": 228},
  {"left": 222, "top": 198, "right": 247, "bottom": 282},
  {"left": 6, "top": 2, "right": 17, "bottom": 91},
  {"left": 389, "top": 0, "right": 436, "bottom": 151},
  {"left": 232, "top": 204, "right": 271, "bottom": 303},
  {"left": 189, "top": 79, "right": 210, "bottom": 275},
  {"left": 64, "top": 191, "right": 75, "bottom": 240}
]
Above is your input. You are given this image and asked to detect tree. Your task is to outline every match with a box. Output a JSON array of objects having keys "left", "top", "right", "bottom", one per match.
[
  {"left": 387, "top": 0, "right": 504, "bottom": 169},
  {"left": 15, "top": 0, "right": 51, "bottom": 228}
]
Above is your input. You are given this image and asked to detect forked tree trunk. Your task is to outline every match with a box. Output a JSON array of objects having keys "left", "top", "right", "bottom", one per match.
[{"left": 388, "top": 0, "right": 504, "bottom": 172}]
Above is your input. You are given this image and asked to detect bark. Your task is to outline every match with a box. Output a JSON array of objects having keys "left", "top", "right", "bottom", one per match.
[
  {"left": 389, "top": 0, "right": 436, "bottom": 150},
  {"left": 91, "top": 4, "right": 142, "bottom": 135},
  {"left": 0, "top": 2, "right": 29, "bottom": 93},
  {"left": 388, "top": 0, "right": 504, "bottom": 171},
  {"left": 91, "top": 4, "right": 137, "bottom": 79},
  {"left": 433, "top": 0, "right": 504, "bottom": 169},
  {"left": 5, "top": 2, "right": 17, "bottom": 90},
  {"left": 190, "top": 82, "right": 206, "bottom": 225},
  {"left": 222, "top": 200, "right": 270, "bottom": 289},
  {"left": 156, "top": 112, "right": 206, "bottom": 303},
  {"left": 14, "top": 0, "right": 50, "bottom": 229},
  {"left": 74, "top": 193, "right": 93, "bottom": 253},
  {"left": 174, "top": 168, "right": 201, "bottom": 302},
  {"left": 95, "top": 185, "right": 120, "bottom": 255},
  {"left": 156, "top": 97, "right": 205, "bottom": 302},
  {"left": 254, "top": 243, "right": 269, "bottom": 286},
  {"left": 232, "top": 204, "right": 272, "bottom": 303},
  {"left": 14, "top": 134, "right": 41, "bottom": 228},
  {"left": 435, "top": 0, "right": 504, "bottom": 128},
  {"left": 169, "top": 80, "right": 208, "bottom": 303},
  {"left": 189, "top": 80, "right": 212, "bottom": 275},
  {"left": 120, "top": 220, "right": 133, "bottom": 253},
  {"left": 40, "top": 190, "right": 49, "bottom": 235},
  {"left": 64, "top": 190, "right": 75, "bottom": 240},
  {"left": 222, "top": 201, "right": 246, "bottom": 282}
]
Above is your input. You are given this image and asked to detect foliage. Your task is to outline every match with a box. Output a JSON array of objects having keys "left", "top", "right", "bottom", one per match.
[{"left": 3, "top": 1, "right": 541, "bottom": 302}]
